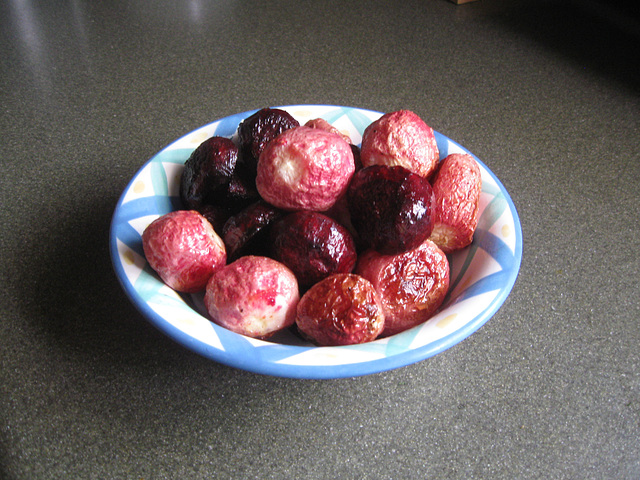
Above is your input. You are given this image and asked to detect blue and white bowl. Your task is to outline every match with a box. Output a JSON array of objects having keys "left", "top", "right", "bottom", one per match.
[{"left": 109, "top": 105, "right": 523, "bottom": 379}]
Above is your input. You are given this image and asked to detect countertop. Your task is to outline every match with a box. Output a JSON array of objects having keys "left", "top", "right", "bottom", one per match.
[{"left": 1, "top": 0, "right": 638, "bottom": 478}]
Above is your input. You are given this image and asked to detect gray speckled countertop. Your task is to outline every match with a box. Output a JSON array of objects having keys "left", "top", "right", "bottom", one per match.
[{"left": 1, "top": 0, "right": 639, "bottom": 478}]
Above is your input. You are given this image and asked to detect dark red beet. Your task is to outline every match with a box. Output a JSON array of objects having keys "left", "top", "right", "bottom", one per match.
[
  {"left": 347, "top": 165, "right": 435, "bottom": 255},
  {"left": 237, "top": 107, "right": 300, "bottom": 177},
  {"left": 222, "top": 200, "right": 285, "bottom": 260},
  {"left": 351, "top": 144, "right": 363, "bottom": 171},
  {"left": 197, "top": 204, "right": 232, "bottom": 236},
  {"left": 223, "top": 172, "right": 261, "bottom": 208},
  {"left": 270, "top": 211, "right": 357, "bottom": 288},
  {"left": 180, "top": 136, "right": 238, "bottom": 209}
]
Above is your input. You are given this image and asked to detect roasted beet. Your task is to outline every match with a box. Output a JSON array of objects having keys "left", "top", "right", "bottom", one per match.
[
  {"left": 222, "top": 200, "right": 284, "bottom": 261},
  {"left": 196, "top": 204, "right": 232, "bottom": 236},
  {"left": 237, "top": 107, "right": 300, "bottom": 177},
  {"left": 356, "top": 239, "right": 449, "bottom": 336},
  {"left": 296, "top": 273, "right": 385, "bottom": 346},
  {"left": 347, "top": 165, "right": 435, "bottom": 255},
  {"left": 351, "top": 143, "right": 363, "bottom": 171},
  {"left": 180, "top": 136, "right": 238, "bottom": 209},
  {"left": 224, "top": 172, "right": 261, "bottom": 207},
  {"left": 270, "top": 211, "right": 357, "bottom": 288},
  {"left": 142, "top": 210, "right": 227, "bottom": 293}
]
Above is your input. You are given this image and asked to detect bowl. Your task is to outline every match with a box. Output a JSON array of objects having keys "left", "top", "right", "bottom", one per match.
[{"left": 109, "top": 105, "right": 522, "bottom": 379}]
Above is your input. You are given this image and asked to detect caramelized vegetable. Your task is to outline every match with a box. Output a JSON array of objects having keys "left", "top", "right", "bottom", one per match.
[{"left": 296, "top": 274, "right": 384, "bottom": 346}]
